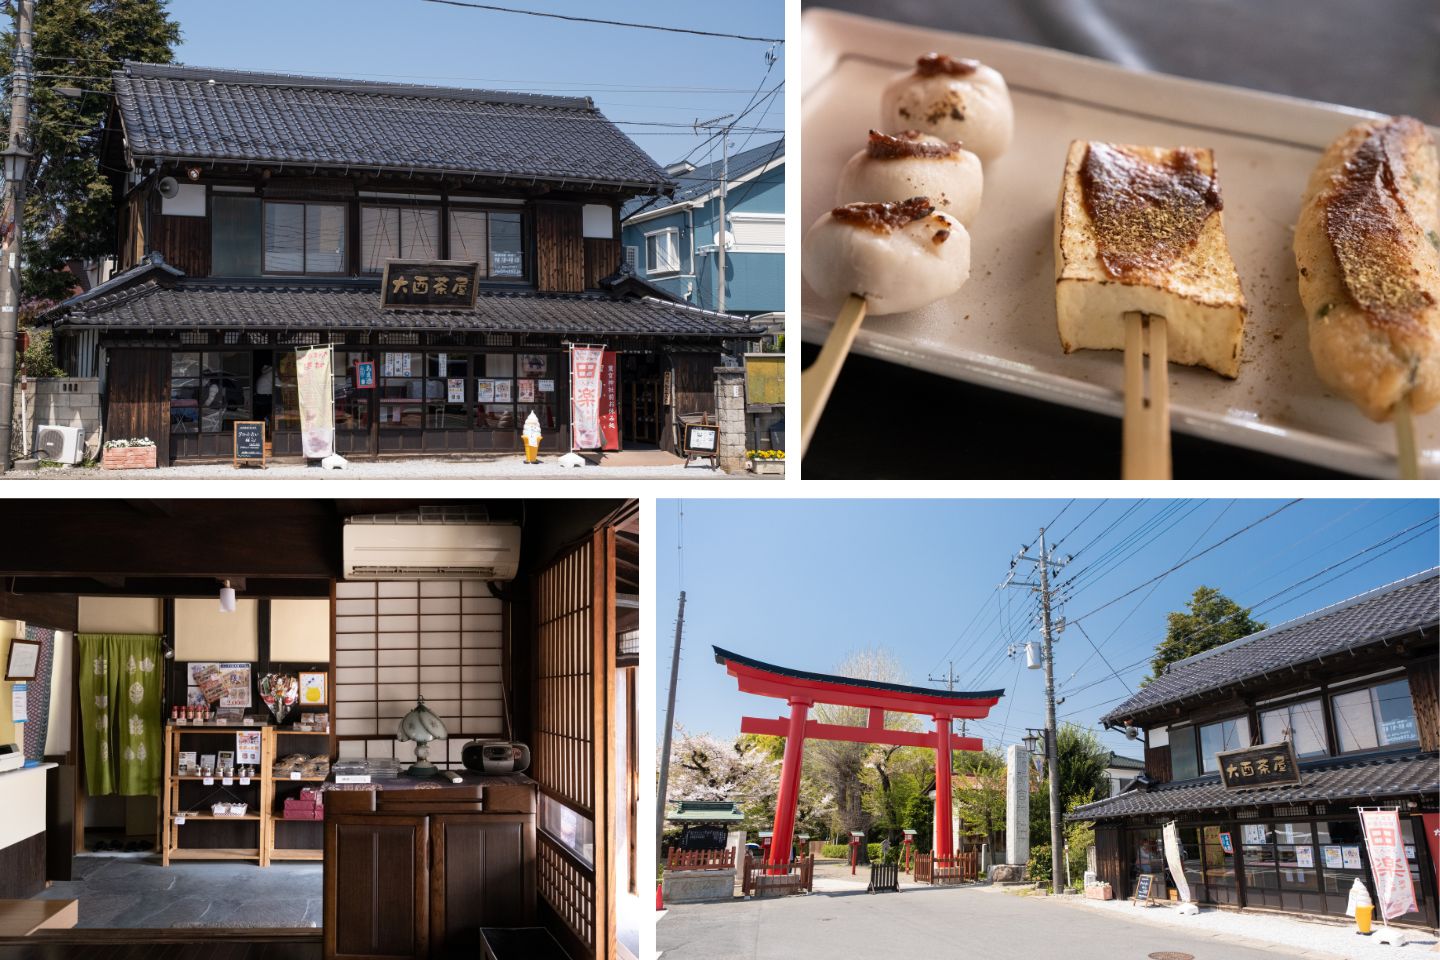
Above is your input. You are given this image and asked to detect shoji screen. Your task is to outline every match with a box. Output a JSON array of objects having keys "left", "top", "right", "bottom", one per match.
[{"left": 333, "top": 579, "right": 504, "bottom": 762}]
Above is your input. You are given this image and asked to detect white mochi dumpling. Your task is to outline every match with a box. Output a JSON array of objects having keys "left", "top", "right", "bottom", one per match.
[
  {"left": 802, "top": 198, "right": 971, "bottom": 316},
  {"left": 836, "top": 130, "right": 984, "bottom": 225},
  {"left": 881, "top": 53, "right": 1014, "bottom": 164}
]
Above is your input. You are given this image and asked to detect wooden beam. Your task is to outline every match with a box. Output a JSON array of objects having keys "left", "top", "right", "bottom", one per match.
[{"left": 740, "top": 716, "right": 985, "bottom": 753}]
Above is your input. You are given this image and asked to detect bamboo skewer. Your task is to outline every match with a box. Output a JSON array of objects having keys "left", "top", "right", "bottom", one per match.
[
  {"left": 1394, "top": 395, "right": 1419, "bottom": 480},
  {"left": 801, "top": 293, "right": 868, "bottom": 456},
  {"left": 1121, "top": 310, "right": 1171, "bottom": 480}
]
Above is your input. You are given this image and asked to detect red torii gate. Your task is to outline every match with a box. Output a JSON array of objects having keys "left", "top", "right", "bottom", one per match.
[{"left": 714, "top": 646, "right": 1004, "bottom": 865}]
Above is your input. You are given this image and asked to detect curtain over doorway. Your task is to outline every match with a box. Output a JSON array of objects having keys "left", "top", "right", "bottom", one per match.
[{"left": 78, "top": 633, "right": 163, "bottom": 796}]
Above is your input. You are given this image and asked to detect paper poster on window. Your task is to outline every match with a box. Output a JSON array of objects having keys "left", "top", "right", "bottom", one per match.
[
  {"left": 437, "top": 352, "right": 448, "bottom": 372},
  {"left": 539, "top": 379, "right": 555, "bottom": 393},
  {"left": 401, "top": 353, "right": 412, "bottom": 377},
  {"left": 518, "top": 379, "right": 536, "bottom": 403},
  {"left": 1219, "top": 832, "right": 1233, "bottom": 854},
  {"left": 494, "top": 380, "right": 513, "bottom": 403},
  {"left": 1242, "top": 825, "right": 1267, "bottom": 846},
  {"left": 476, "top": 379, "right": 496, "bottom": 403},
  {"left": 1295, "top": 845, "right": 1314, "bottom": 868},
  {"left": 1323, "top": 845, "right": 1343, "bottom": 869},
  {"left": 520, "top": 354, "right": 548, "bottom": 376},
  {"left": 447, "top": 378, "right": 465, "bottom": 403},
  {"left": 1342, "top": 846, "right": 1363, "bottom": 870},
  {"left": 236, "top": 730, "right": 261, "bottom": 765},
  {"left": 383, "top": 353, "right": 395, "bottom": 377}
]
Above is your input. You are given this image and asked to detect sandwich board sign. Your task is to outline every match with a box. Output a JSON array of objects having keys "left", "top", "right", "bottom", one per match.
[{"left": 233, "top": 421, "right": 266, "bottom": 469}]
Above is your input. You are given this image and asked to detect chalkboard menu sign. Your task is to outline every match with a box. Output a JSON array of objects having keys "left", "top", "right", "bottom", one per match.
[
  {"left": 381, "top": 260, "right": 482, "bottom": 310},
  {"left": 233, "top": 421, "right": 266, "bottom": 468},
  {"left": 1133, "top": 873, "right": 1156, "bottom": 903}
]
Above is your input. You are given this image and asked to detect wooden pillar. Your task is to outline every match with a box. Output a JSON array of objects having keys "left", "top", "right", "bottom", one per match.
[
  {"left": 769, "top": 698, "right": 810, "bottom": 866},
  {"left": 934, "top": 716, "right": 952, "bottom": 858}
]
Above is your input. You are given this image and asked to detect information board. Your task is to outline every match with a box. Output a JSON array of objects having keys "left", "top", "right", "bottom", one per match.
[{"left": 232, "top": 421, "right": 266, "bottom": 468}]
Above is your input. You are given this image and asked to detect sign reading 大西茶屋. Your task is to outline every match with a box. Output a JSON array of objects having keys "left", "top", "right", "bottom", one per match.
[
  {"left": 1215, "top": 741, "right": 1301, "bottom": 790},
  {"left": 381, "top": 260, "right": 481, "bottom": 310}
]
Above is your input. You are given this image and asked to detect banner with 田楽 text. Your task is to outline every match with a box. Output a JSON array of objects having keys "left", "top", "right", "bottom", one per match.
[
  {"left": 570, "top": 345, "right": 605, "bottom": 450},
  {"left": 1359, "top": 807, "right": 1417, "bottom": 920},
  {"left": 295, "top": 345, "right": 334, "bottom": 459}
]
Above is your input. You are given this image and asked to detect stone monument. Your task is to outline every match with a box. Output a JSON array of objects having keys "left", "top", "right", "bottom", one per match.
[{"left": 988, "top": 742, "right": 1030, "bottom": 882}]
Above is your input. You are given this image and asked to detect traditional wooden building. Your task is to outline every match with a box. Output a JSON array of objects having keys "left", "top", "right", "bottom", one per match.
[
  {"left": 43, "top": 62, "right": 760, "bottom": 463},
  {"left": 1070, "top": 568, "right": 1439, "bottom": 927}
]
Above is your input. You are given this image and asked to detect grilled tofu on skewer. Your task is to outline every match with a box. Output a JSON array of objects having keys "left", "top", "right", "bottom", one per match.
[{"left": 1294, "top": 116, "right": 1440, "bottom": 426}]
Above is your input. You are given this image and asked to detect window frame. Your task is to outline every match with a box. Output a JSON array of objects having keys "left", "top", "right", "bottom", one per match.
[
  {"left": 1197, "top": 714, "right": 1252, "bottom": 774},
  {"left": 644, "top": 227, "right": 681, "bottom": 276},
  {"left": 447, "top": 204, "right": 530, "bottom": 283},
  {"left": 1328, "top": 675, "right": 1419, "bottom": 755},
  {"left": 359, "top": 203, "right": 442, "bottom": 274},
  {"left": 261, "top": 199, "right": 349, "bottom": 277},
  {"left": 1258, "top": 696, "right": 1330, "bottom": 759}
]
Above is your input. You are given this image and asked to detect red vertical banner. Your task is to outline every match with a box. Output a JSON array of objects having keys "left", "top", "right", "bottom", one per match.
[
  {"left": 1422, "top": 813, "right": 1440, "bottom": 912},
  {"left": 601, "top": 350, "right": 619, "bottom": 451}
]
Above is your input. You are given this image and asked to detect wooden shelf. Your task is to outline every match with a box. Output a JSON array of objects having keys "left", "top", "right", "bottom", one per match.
[
  {"left": 161, "top": 725, "right": 331, "bottom": 867},
  {"left": 165, "top": 847, "right": 261, "bottom": 860}
]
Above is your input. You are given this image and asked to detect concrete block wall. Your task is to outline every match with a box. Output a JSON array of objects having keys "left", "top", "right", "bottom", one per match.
[
  {"left": 15, "top": 378, "right": 102, "bottom": 461},
  {"left": 713, "top": 366, "right": 747, "bottom": 474}
]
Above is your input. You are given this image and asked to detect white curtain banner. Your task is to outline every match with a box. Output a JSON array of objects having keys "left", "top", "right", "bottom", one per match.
[
  {"left": 1163, "top": 820, "right": 1192, "bottom": 903},
  {"left": 1359, "top": 808, "right": 1417, "bottom": 920},
  {"left": 570, "top": 345, "right": 605, "bottom": 450},
  {"left": 295, "top": 345, "right": 334, "bottom": 459}
]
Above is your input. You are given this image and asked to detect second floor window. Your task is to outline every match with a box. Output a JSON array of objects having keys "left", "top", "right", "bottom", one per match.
[
  {"left": 1198, "top": 715, "right": 1250, "bottom": 774},
  {"left": 1260, "top": 697, "right": 1328, "bottom": 758},
  {"left": 646, "top": 228, "right": 680, "bottom": 275},
  {"left": 264, "top": 201, "right": 346, "bottom": 274},
  {"left": 449, "top": 208, "right": 525, "bottom": 279},
  {"left": 1331, "top": 678, "right": 1417, "bottom": 753},
  {"left": 361, "top": 205, "right": 440, "bottom": 273}
]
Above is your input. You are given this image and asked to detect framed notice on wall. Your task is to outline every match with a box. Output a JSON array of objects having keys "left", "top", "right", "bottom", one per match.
[{"left": 4, "top": 639, "right": 40, "bottom": 680}]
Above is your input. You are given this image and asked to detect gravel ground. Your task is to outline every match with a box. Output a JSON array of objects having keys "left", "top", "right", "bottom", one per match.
[
  {"left": 1050, "top": 887, "right": 1438, "bottom": 959},
  {"left": 4, "top": 458, "right": 756, "bottom": 480}
]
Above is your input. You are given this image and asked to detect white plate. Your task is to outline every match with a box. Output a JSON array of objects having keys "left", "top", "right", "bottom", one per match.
[{"left": 801, "top": 8, "right": 1439, "bottom": 478}]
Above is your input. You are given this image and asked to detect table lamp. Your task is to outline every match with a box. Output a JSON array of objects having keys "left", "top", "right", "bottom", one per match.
[{"left": 397, "top": 696, "right": 448, "bottom": 778}]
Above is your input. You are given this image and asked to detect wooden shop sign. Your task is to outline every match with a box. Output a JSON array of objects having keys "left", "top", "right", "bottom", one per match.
[
  {"left": 381, "top": 260, "right": 481, "bottom": 310},
  {"left": 1216, "top": 741, "right": 1301, "bottom": 790}
]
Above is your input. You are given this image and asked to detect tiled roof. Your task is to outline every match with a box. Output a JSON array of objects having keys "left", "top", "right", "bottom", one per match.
[
  {"left": 668, "top": 801, "right": 744, "bottom": 823},
  {"left": 113, "top": 61, "right": 672, "bottom": 192},
  {"left": 1106, "top": 752, "right": 1145, "bottom": 771},
  {"left": 1099, "top": 569, "right": 1440, "bottom": 727},
  {"left": 622, "top": 138, "right": 783, "bottom": 219},
  {"left": 1067, "top": 750, "right": 1438, "bottom": 820},
  {"left": 52, "top": 280, "right": 760, "bottom": 339}
]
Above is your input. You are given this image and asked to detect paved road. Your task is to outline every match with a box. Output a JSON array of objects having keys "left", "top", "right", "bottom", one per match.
[{"left": 659, "top": 885, "right": 1329, "bottom": 960}]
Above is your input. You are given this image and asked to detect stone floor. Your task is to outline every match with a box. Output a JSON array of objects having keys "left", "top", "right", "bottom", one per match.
[{"left": 31, "top": 854, "right": 322, "bottom": 929}]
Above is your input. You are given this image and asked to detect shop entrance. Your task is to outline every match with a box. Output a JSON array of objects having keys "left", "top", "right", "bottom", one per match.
[{"left": 620, "top": 353, "right": 662, "bottom": 447}]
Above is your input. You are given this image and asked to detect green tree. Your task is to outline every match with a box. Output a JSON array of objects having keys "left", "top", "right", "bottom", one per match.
[
  {"left": 1143, "top": 586, "right": 1267, "bottom": 685},
  {"left": 1, "top": 0, "right": 182, "bottom": 301},
  {"left": 1029, "top": 723, "right": 1111, "bottom": 848},
  {"left": 954, "top": 748, "right": 1006, "bottom": 854}
]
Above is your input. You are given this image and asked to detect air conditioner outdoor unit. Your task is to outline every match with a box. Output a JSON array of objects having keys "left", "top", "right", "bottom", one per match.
[
  {"left": 343, "top": 520, "right": 521, "bottom": 580},
  {"left": 35, "top": 424, "right": 83, "bottom": 464}
]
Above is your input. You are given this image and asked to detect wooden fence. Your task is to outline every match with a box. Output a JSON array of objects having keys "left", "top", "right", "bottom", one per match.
[
  {"left": 867, "top": 862, "right": 900, "bottom": 893},
  {"left": 666, "top": 848, "right": 736, "bottom": 872},
  {"left": 915, "top": 852, "right": 980, "bottom": 885},
  {"left": 741, "top": 855, "right": 814, "bottom": 898}
]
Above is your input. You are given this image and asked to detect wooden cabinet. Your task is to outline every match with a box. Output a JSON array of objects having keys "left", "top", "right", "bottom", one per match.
[
  {"left": 323, "top": 777, "right": 537, "bottom": 960},
  {"left": 325, "top": 814, "right": 430, "bottom": 960}
]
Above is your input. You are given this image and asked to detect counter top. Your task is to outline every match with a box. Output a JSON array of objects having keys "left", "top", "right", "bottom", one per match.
[
  {"left": 324, "top": 771, "right": 534, "bottom": 791},
  {"left": 0, "top": 760, "right": 57, "bottom": 778}
]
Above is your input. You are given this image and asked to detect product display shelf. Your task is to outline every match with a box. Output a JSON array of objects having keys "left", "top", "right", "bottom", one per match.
[
  {"left": 265, "top": 726, "right": 333, "bottom": 862},
  {"left": 160, "top": 722, "right": 274, "bottom": 866}
]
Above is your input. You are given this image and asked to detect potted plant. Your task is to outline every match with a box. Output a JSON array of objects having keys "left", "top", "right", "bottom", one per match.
[
  {"left": 102, "top": 437, "right": 157, "bottom": 470},
  {"left": 745, "top": 449, "right": 785, "bottom": 476}
]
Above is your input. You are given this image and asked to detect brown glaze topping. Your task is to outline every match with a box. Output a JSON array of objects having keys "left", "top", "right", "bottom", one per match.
[
  {"left": 831, "top": 197, "right": 936, "bottom": 233},
  {"left": 865, "top": 129, "right": 963, "bottom": 160},
  {"left": 915, "top": 53, "right": 979, "bottom": 77},
  {"left": 1323, "top": 116, "right": 1435, "bottom": 327},
  {"left": 1079, "top": 142, "right": 1223, "bottom": 280}
]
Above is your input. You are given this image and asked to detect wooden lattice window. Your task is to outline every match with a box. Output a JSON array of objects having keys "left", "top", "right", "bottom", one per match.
[
  {"left": 538, "top": 833, "right": 594, "bottom": 947},
  {"left": 535, "top": 540, "right": 594, "bottom": 813}
]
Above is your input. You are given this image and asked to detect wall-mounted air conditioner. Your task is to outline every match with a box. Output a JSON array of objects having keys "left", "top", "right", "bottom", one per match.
[
  {"left": 35, "top": 425, "right": 83, "bottom": 464},
  {"left": 343, "top": 520, "right": 521, "bottom": 580}
]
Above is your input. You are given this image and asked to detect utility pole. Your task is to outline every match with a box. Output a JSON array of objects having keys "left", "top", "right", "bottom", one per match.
[
  {"left": 0, "top": 0, "right": 36, "bottom": 473},
  {"left": 692, "top": 114, "right": 733, "bottom": 314},
  {"left": 928, "top": 660, "right": 966, "bottom": 737},
  {"left": 1006, "top": 528, "right": 1067, "bottom": 894},
  {"left": 655, "top": 590, "right": 687, "bottom": 861}
]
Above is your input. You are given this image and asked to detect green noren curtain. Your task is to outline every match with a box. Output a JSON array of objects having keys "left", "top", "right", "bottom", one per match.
[{"left": 78, "top": 633, "right": 162, "bottom": 796}]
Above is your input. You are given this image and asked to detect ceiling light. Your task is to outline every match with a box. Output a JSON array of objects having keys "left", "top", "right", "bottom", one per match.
[{"left": 219, "top": 579, "right": 236, "bottom": 613}]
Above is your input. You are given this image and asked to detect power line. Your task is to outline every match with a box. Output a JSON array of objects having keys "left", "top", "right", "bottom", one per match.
[{"left": 418, "top": 0, "right": 784, "bottom": 44}]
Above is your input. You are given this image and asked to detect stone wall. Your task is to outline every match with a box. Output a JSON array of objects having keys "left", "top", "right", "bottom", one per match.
[
  {"left": 15, "top": 378, "right": 102, "bottom": 461},
  {"left": 712, "top": 366, "right": 746, "bottom": 473}
]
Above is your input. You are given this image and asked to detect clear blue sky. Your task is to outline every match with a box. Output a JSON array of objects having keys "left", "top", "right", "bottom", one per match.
[
  {"left": 165, "top": 0, "right": 784, "bottom": 167},
  {"left": 657, "top": 499, "right": 1439, "bottom": 760}
]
